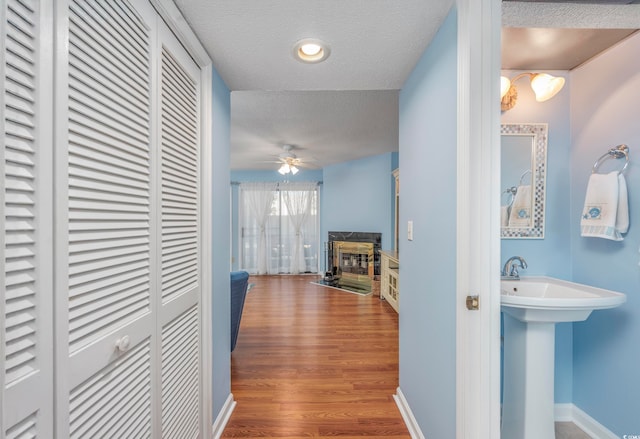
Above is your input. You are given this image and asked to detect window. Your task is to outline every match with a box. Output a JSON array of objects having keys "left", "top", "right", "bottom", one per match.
[{"left": 239, "top": 182, "right": 319, "bottom": 274}]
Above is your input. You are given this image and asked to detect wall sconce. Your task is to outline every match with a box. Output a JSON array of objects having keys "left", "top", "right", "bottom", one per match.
[{"left": 500, "top": 73, "right": 565, "bottom": 112}]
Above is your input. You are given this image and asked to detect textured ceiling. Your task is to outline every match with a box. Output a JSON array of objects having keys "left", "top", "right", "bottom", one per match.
[
  {"left": 173, "top": 1, "right": 640, "bottom": 171},
  {"left": 174, "top": 0, "right": 454, "bottom": 92},
  {"left": 230, "top": 90, "right": 399, "bottom": 170},
  {"left": 501, "top": 2, "right": 639, "bottom": 74},
  {"left": 173, "top": 0, "right": 453, "bottom": 170}
]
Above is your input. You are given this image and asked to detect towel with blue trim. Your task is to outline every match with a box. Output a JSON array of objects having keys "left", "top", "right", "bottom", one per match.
[{"left": 580, "top": 171, "right": 628, "bottom": 241}]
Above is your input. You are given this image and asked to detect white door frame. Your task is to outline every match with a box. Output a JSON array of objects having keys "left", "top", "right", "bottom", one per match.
[{"left": 456, "top": 0, "right": 502, "bottom": 438}]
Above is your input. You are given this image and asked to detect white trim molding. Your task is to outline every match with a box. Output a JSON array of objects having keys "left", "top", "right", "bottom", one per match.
[
  {"left": 554, "top": 404, "right": 618, "bottom": 439},
  {"left": 211, "top": 393, "right": 236, "bottom": 439},
  {"left": 149, "top": 0, "right": 212, "bottom": 66},
  {"left": 394, "top": 387, "right": 425, "bottom": 439},
  {"left": 199, "top": 62, "right": 214, "bottom": 439},
  {"left": 456, "top": 0, "right": 502, "bottom": 437}
]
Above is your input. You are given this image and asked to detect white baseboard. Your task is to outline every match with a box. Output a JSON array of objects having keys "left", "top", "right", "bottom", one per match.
[
  {"left": 211, "top": 393, "right": 236, "bottom": 439},
  {"left": 554, "top": 403, "right": 574, "bottom": 422},
  {"left": 394, "top": 387, "right": 425, "bottom": 439},
  {"left": 555, "top": 403, "right": 618, "bottom": 439}
]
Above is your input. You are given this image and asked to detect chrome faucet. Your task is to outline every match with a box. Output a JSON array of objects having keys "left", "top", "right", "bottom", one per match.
[{"left": 501, "top": 256, "right": 527, "bottom": 280}]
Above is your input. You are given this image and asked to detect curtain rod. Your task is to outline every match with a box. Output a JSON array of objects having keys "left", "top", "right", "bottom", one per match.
[{"left": 230, "top": 181, "right": 323, "bottom": 186}]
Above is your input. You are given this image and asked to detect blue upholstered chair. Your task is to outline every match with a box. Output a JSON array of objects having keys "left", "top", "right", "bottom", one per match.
[{"left": 230, "top": 271, "right": 250, "bottom": 352}]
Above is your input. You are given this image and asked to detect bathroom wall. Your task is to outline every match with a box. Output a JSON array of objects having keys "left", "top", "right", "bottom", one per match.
[
  {"left": 569, "top": 32, "right": 640, "bottom": 436},
  {"left": 398, "top": 7, "right": 457, "bottom": 437},
  {"left": 500, "top": 70, "right": 574, "bottom": 403}
]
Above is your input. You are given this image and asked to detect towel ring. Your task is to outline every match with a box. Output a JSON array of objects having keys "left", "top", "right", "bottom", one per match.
[
  {"left": 502, "top": 186, "right": 517, "bottom": 207},
  {"left": 592, "top": 144, "right": 629, "bottom": 175}
]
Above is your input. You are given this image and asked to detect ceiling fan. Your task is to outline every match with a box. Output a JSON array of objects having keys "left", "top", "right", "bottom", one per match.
[{"left": 274, "top": 144, "right": 312, "bottom": 175}]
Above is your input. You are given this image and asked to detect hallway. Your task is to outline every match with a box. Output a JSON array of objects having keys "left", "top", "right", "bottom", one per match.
[{"left": 222, "top": 275, "right": 410, "bottom": 438}]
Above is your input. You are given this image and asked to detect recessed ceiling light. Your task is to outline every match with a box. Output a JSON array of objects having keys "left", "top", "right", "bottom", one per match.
[{"left": 293, "top": 38, "right": 330, "bottom": 64}]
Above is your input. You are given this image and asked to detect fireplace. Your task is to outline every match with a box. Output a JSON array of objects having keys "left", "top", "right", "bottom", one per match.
[{"left": 324, "top": 231, "right": 381, "bottom": 293}]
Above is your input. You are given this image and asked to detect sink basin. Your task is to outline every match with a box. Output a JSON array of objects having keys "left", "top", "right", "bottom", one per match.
[
  {"left": 501, "top": 276, "right": 626, "bottom": 322},
  {"left": 501, "top": 276, "right": 626, "bottom": 439}
]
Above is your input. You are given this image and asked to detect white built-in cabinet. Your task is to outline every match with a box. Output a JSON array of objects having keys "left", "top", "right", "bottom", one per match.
[
  {"left": 2, "top": 0, "right": 206, "bottom": 437},
  {"left": 380, "top": 251, "right": 399, "bottom": 313}
]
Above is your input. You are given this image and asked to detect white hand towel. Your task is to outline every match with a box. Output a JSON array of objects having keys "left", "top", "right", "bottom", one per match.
[
  {"left": 580, "top": 171, "right": 628, "bottom": 241},
  {"left": 508, "top": 185, "right": 532, "bottom": 227},
  {"left": 501, "top": 205, "right": 510, "bottom": 227},
  {"left": 616, "top": 174, "right": 629, "bottom": 234}
]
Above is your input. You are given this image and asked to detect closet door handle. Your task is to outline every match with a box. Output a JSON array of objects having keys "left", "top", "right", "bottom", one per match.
[{"left": 115, "top": 335, "right": 131, "bottom": 352}]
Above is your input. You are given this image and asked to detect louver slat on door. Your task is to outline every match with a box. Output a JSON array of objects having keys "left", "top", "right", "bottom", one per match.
[
  {"left": 3, "top": 0, "right": 53, "bottom": 435},
  {"left": 4, "top": 0, "right": 38, "bottom": 389},
  {"left": 67, "top": 0, "right": 152, "bottom": 354},
  {"left": 161, "top": 306, "right": 199, "bottom": 439},
  {"left": 160, "top": 48, "right": 199, "bottom": 305},
  {"left": 159, "top": 42, "right": 201, "bottom": 438},
  {"left": 69, "top": 340, "right": 152, "bottom": 439}
]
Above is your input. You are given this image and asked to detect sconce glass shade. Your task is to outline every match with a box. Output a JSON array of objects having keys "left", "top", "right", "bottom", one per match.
[
  {"left": 500, "top": 72, "right": 565, "bottom": 111},
  {"left": 530, "top": 73, "right": 565, "bottom": 102},
  {"left": 500, "top": 76, "right": 511, "bottom": 99}
]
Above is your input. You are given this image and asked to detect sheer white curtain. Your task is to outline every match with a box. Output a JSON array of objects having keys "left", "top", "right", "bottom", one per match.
[
  {"left": 282, "top": 182, "right": 317, "bottom": 274},
  {"left": 239, "top": 181, "right": 319, "bottom": 275},
  {"left": 240, "top": 182, "right": 277, "bottom": 274}
]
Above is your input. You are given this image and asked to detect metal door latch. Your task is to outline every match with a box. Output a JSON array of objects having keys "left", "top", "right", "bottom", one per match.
[{"left": 466, "top": 295, "right": 479, "bottom": 310}]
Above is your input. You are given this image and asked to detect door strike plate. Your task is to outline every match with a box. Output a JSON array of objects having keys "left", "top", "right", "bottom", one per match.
[{"left": 466, "top": 295, "right": 479, "bottom": 310}]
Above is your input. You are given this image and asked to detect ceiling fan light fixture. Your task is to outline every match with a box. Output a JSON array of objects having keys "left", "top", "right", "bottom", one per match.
[
  {"left": 290, "top": 165, "right": 299, "bottom": 175},
  {"left": 278, "top": 163, "right": 290, "bottom": 175},
  {"left": 293, "top": 38, "right": 330, "bottom": 64}
]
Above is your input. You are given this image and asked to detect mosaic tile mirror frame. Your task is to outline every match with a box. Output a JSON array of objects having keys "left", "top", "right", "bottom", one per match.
[{"left": 501, "top": 123, "right": 548, "bottom": 239}]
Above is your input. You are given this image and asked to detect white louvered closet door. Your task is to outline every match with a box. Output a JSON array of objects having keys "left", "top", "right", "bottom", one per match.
[
  {"left": 1, "top": 0, "right": 54, "bottom": 437},
  {"left": 56, "top": 0, "right": 204, "bottom": 437},
  {"left": 61, "top": 0, "right": 157, "bottom": 437},
  {"left": 157, "top": 20, "right": 202, "bottom": 439}
]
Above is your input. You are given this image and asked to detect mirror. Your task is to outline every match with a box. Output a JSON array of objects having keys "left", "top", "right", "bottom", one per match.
[{"left": 501, "top": 123, "right": 548, "bottom": 239}]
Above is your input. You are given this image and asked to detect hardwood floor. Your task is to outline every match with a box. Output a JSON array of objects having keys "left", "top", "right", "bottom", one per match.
[{"left": 222, "top": 275, "right": 410, "bottom": 438}]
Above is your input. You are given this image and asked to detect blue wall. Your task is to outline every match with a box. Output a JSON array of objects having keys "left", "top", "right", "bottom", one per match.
[
  {"left": 211, "top": 67, "right": 232, "bottom": 416},
  {"left": 321, "top": 153, "right": 397, "bottom": 255},
  {"left": 398, "top": 8, "right": 457, "bottom": 438},
  {"left": 500, "top": 70, "right": 573, "bottom": 403},
  {"left": 569, "top": 33, "right": 640, "bottom": 436}
]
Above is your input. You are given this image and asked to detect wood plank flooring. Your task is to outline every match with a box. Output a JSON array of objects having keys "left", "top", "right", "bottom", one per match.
[{"left": 222, "top": 275, "right": 410, "bottom": 438}]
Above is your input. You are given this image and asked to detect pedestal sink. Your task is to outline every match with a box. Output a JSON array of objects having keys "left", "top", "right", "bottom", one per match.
[{"left": 501, "top": 276, "right": 626, "bottom": 439}]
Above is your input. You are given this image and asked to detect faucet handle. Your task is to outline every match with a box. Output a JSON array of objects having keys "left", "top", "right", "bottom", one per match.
[{"left": 509, "top": 264, "right": 520, "bottom": 277}]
